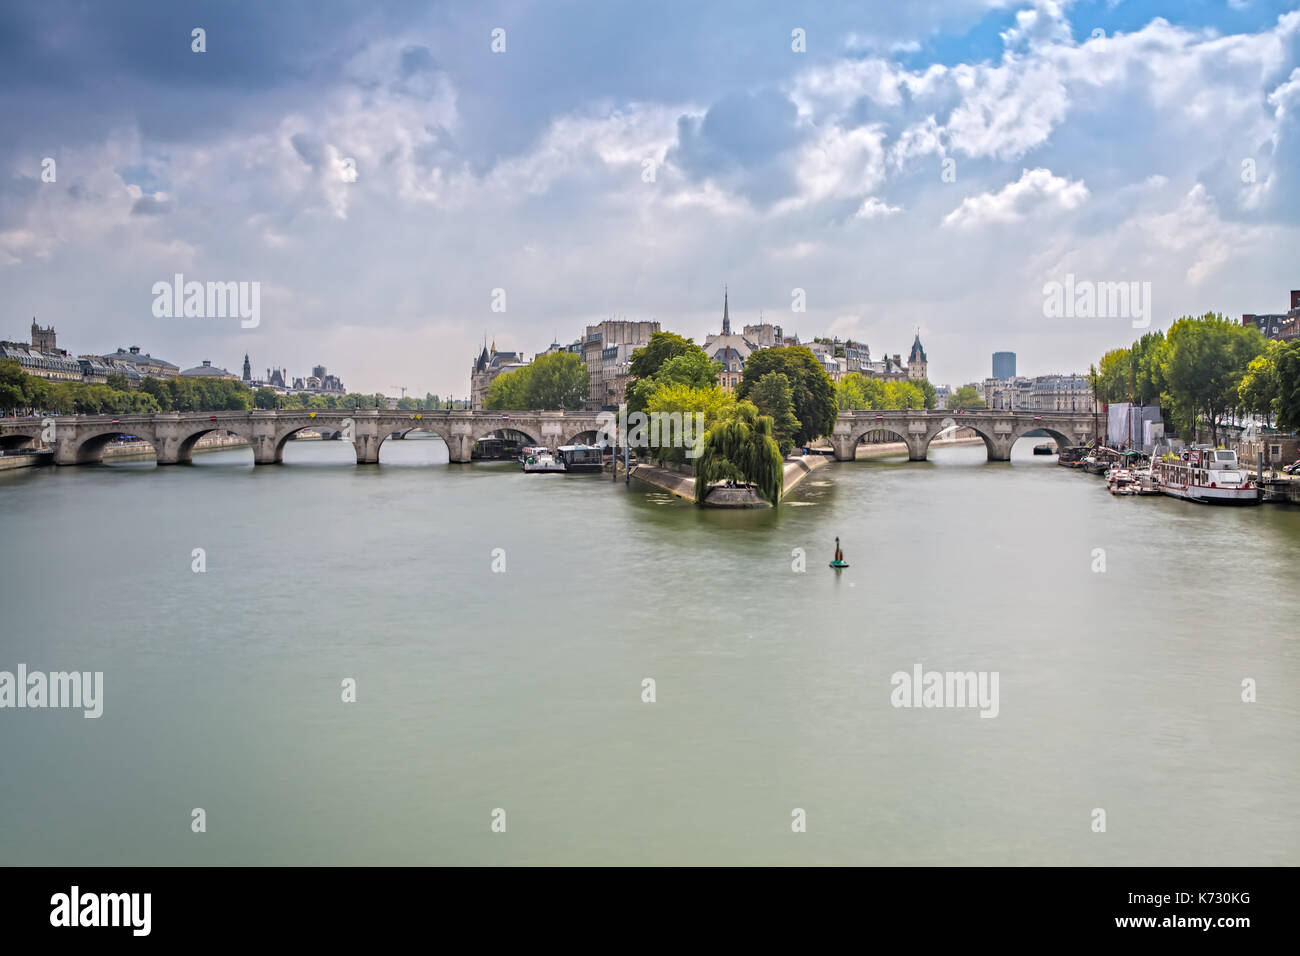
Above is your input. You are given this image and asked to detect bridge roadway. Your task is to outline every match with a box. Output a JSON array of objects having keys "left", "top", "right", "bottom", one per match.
[{"left": 0, "top": 409, "right": 606, "bottom": 465}]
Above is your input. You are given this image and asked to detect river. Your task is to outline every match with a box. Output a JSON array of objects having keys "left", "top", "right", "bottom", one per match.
[{"left": 1, "top": 437, "right": 1297, "bottom": 864}]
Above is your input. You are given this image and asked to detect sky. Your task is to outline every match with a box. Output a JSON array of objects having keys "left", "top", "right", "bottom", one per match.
[{"left": 2, "top": 0, "right": 1299, "bottom": 396}]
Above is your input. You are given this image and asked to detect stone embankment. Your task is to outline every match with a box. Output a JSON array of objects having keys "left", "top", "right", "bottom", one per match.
[{"left": 630, "top": 452, "right": 831, "bottom": 506}]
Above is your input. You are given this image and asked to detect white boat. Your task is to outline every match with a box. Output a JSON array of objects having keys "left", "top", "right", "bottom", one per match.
[
  {"left": 1106, "top": 467, "right": 1136, "bottom": 495},
  {"left": 1151, "top": 446, "right": 1260, "bottom": 505},
  {"left": 1131, "top": 467, "right": 1160, "bottom": 495},
  {"left": 522, "top": 450, "right": 566, "bottom": 473}
]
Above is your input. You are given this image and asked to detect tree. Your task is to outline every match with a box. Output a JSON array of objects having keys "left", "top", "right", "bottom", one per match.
[
  {"left": 915, "top": 378, "right": 937, "bottom": 409},
  {"left": 140, "top": 377, "right": 172, "bottom": 411},
  {"left": 694, "top": 401, "right": 785, "bottom": 507},
  {"left": 484, "top": 352, "right": 588, "bottom": 410},
  {"left": 1273, "top": 339, "right": 1300, "bottom": 433},
  {"left": 836, "top": 373, "right": 886, "bottom": 411},
  {"left": 1238, "top": 341, "right": 1280, "bottom": 425},
  {"left": 736, "top": 346, "right": 837, "bottom": 446},
  {"left": 1097, "top": 348, "right": 1131, "bottom": 403},
  {"left": 254, "top": 387, "right": 278, "bottom": 409},
  {"left": 642, "top": 381, "right": 735, "bottom": 465},
  {"left": 484, "top": 369, "right": 528, "bottom": 410},
  {"left": 626, "top": 333, "right": 711, "bottom": 417},
  {"left": 882, "top": 380, "right": 925, "bottom": 409},
  {"left": 629, "top": 331, "right": 696, "bottom": 381},
  {"left": 104, "top": 371, "right": 132, "bottom": 392},
  {"left": 1162, "top": 313, "right": 1264, "bottom": 444},
  {"left": 524, "top": 351, "right": 588, "bottom": 410},
  {"left": 950, "top": 384, "right": 986, "bottom": 409},
  {"left": 748, "top": 372, "right": 801, "bottom": 457},
  {"left": 0, "top": 358, "right": 27, "bottom": 412}
]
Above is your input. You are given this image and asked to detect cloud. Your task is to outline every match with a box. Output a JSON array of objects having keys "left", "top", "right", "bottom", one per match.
[
  {"left": 855, "top": 197, "right": 903, "bottom": 218},
  {"left": 943, "top": 167, "right": 1088, "bottom": 227},
  {"left": 1, "top": 0, "right": 1299, "bottom": 394}
]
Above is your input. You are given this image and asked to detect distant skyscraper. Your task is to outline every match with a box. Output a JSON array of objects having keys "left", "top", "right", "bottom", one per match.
[{"left": 992, "top": 351, "right": 1016, "bottom": 380}]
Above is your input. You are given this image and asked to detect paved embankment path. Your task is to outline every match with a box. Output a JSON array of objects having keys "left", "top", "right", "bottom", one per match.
[{"left": 630, "top": 452, "right": 831, "bottom": 503}]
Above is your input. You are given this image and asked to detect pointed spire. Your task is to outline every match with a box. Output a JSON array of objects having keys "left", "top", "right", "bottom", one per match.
[{"left": 722, "top": 286, "right": 731, "bottom": 336}]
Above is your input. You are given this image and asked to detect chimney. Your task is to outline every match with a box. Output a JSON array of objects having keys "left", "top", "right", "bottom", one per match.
[{"left": 1290, "top": 290, "right": 1300, "bottom": 311}]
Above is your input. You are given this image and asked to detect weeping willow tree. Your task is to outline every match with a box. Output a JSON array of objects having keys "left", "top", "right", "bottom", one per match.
[{"left": 694, "top": 401, "right": 784, "bottom": 507}]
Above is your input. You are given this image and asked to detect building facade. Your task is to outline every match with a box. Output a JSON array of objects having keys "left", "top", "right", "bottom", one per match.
[
  {"left": 582, "top": 319, "right": 659, "bottom": 410},
  {"left": 1242, "top": 289, "right": 1300, "bottom": 342},
  {"left": 96, "top": 346, "right": 179, "bottom": 379},
  {"left": 1, "top": 321, "right": 84, "bottom": 382},
  {"left": 470, "top": 343, "right": 528, "bottom": 410},
  {"left": 992, "top": 351, "right": 1016, "bottom": 380},
  {"left": 1029, "top": 374, "right": 1097, "bottom": 413}
]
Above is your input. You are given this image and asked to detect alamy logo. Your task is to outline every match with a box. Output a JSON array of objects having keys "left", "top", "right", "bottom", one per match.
[
  {"left": 890, "top": 664, "right": 999, "bottom": 718},
  {"left": 151, "top": 274, "right": 260, "bottom": 328},
  {"left": 50, "top": 886, "right": 150, "bottom": 936},
  {"left": 0, "top": 665, "right": 103, "bottom": 717},
  {"left": 596, "top": 403, "right": 705, "bottom": 458},
  {"left": 1042, "top": 274, "right": 1152, "bottom": 329}
]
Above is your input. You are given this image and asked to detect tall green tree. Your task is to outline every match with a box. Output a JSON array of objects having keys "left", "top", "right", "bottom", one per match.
[
  {"left": 1161, "top": 313, "right": 1264, "bottom": 444},
  {"left": 1097, "top": 348, "right": 1131, "bottom": 403},
  {"left": 642, "top": 381, "right": 735, "bottom": 465},
  {"left": 629, "top": 332, "right": 697, "bottom": 381},
  {"left": 626, "top": 333, "right": 711, "bottom": 417},
  {"left": 484, "top": 352, "right": 588, "bottom": 410},
  {"left": 484, "top": 368, "right": 529, "bottom": 409},
  {"left": 736, "top": 346, "right": 837, "bottom": 446},
  {"left": 524, "top": 351, "right": 589, "bottom": 409},
  {"left": 748, "top": 372, "right": 801, "bottom": 456},
  {"left": 694, "top": 401, "right": 785, "bottom": 507},
  {"left": 1273, "top": 339, "right": 1300, "bottom": 433},
  {"left": 1238, "top": 341, "right": 1280, "bottom": 425}
]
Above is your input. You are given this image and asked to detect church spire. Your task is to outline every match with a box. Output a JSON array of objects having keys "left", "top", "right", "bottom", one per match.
[{"left": 722, "top": 286, "right": 731, "bottom": 336}]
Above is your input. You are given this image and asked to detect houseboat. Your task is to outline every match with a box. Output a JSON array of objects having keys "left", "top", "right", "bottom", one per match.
[
  {"left": 1057, "top": 446, "right": 1087, "bottom": 468},
  {"left": 555, "top": 444, "right": 604, "bottom": 473},
  {"left": 1151, "top": 446, "right": 1260, "bottom": 505}
]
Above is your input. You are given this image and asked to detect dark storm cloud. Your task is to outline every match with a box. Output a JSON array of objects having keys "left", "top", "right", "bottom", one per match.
[{"left": 670, "top": 89, "right": 804, "bottom": 203}]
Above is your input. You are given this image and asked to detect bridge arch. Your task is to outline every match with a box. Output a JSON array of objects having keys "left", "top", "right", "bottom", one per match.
[
  {"left": 168, "top": 423, "right": 257, "bottom": 465},
  {"left": 1, "top": 431, "right": 40, "bottom": 452},
  {"left": 374, "top": 425, "right": 456, "bottom": 466},
  {"left": 1009, "top": 424, "right": 1075, "bottom": 455},
  {"left": 66, "top": 428, "right": 161, "bottom": 465},
  {"left": 916, "top": 420, "right": 1007, "bottom": 461},
  {"left": 842, "top": 422, "right": 925, "bottom": 461},
  {"left": 563, "top": 427, "right": 604, "bottom": 446},
  {"left": 271, "top": 422, "right": 361, "bottom": 464}
]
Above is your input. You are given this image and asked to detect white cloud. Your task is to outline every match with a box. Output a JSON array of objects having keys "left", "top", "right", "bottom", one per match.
[
  {"left": 856, "top": 197, "right": 903, "bottom": 219},
  {"left": 943, "top": 167, "right": 1088, "bottom": 227}
]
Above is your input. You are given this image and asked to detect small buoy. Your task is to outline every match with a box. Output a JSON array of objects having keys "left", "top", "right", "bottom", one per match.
[{"left": 830, "top": 536, "right": 848, "bottom": 569}]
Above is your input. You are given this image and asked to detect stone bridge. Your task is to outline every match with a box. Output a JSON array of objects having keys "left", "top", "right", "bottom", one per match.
[
  {"left": 0, "top": 409, "right": 605, "bottom": 465},
  {"left": 833, "top": 409, "right": 1102, "bottom": 462}
]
